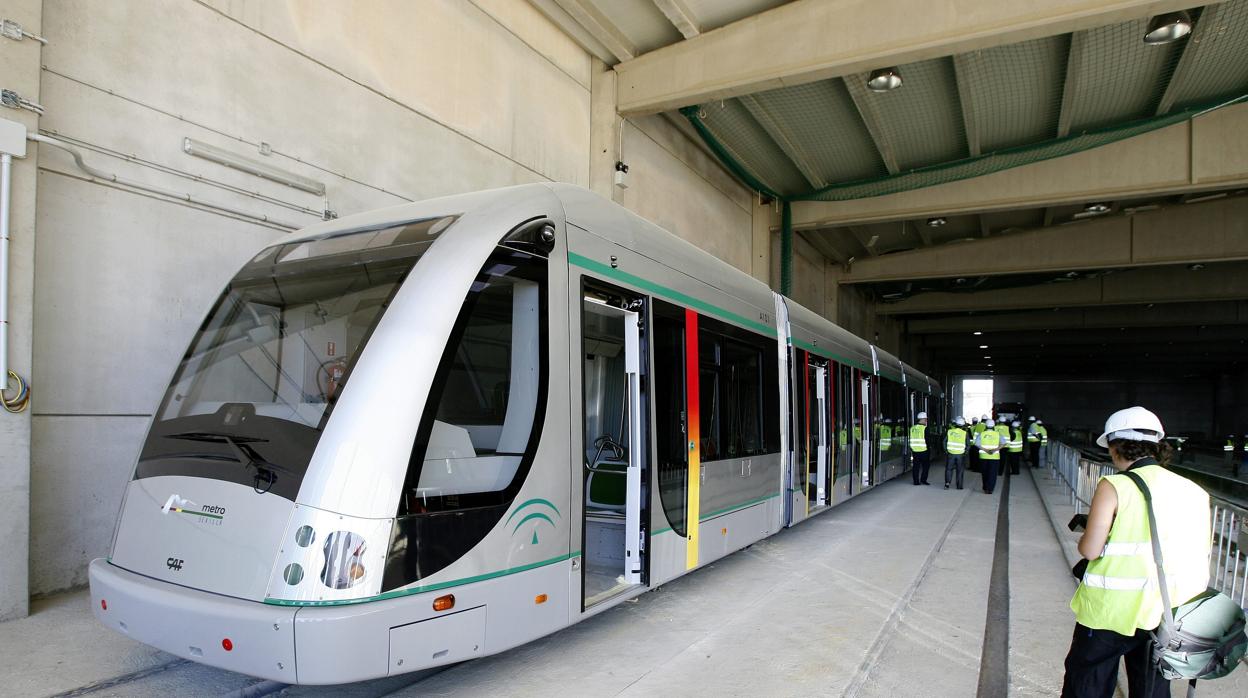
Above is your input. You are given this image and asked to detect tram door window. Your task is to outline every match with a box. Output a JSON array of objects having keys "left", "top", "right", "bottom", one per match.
[
  {"left": 580, "top": 282, "right": 648, "bottom": 608},
  {"left": 835, "top": 363, "right": 854, "bottom": 496},
  {"left": 805, "top": 359, "right": 829, "bottom": 508},
  {"left": 652, "top": 302, "right": 686, "bottom": 539}
]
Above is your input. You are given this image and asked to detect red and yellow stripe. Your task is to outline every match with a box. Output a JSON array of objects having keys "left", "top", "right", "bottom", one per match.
[{"left": 685, "top": 308, "right": 700, "bottom": 570}]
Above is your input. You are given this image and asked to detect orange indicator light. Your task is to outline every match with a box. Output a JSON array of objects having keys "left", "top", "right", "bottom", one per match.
[
  {"left": 535, "top": 594, "right": 548, "bottom": 605},
  {"left": 433, "top": 594, "right": 455, "bottom": 612}
]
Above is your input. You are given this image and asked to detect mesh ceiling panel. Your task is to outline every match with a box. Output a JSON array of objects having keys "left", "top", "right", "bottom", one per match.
[{"left": 682, "top": 0, "right": 1248, "bottom": 203}]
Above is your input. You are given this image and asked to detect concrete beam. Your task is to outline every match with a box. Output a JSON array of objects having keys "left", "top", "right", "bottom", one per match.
[
  {"left": 877, "top": 262, "right": 1248, "bottom": 315},
  {"left": 846, "top": 225, "right": 879, "bottom": 256},
  {"left": 653, "top": 0, "right": 701, "bottom": 39},
  {"left": 952, "top": 54, "right": 981, "bottom": 157},
  {"left": 844, "top": 77, "right": 901, "bottom": 175},
  {"left": 790, "top": 101, "right": 1248, "bottom": 228},
  {"left": 614, "top": 0, "right": 1195, "bottom": 115},
  {"left": 921, "top": 324, "right": 1248, "bottom": 348},
  {"left": 1055, "top": 30, "right": 1086, "bottom": 138},
  {"left": 835, "top": 195, "right": 1248, "bottom": 284},
  {"left": 554, "top": 0, "right": 636, "bottom": 62},
  {"left": 1155, "top": 3, "right": 1222, "bottom": 116},
  {"left": 907, "top": 301, "right": 1248, "bottom": 333}
]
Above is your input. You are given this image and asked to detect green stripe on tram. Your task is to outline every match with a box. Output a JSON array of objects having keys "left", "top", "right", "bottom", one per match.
[{"left": 568, "top": 252, "right": 775, "bottom": 337}]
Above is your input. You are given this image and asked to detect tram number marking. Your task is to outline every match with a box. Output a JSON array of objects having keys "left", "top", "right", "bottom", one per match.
[{"left": 167, "top": 557, "right": 184, "bottom": 571}]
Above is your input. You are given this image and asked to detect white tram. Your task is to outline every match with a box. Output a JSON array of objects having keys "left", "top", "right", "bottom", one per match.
[{"left": 89, "top": 184, "right": 942, "bottom": 684}]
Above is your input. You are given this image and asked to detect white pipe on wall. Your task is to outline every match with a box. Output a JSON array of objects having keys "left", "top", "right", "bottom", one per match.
[{"left": 0, "top": 152, "right": 11, "bottom": 382}]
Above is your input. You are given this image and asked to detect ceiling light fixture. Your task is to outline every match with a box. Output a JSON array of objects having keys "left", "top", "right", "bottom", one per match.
[
  {"left": 979, "top": 345, "right": 988, "bottom": 349},
  {"left": 926, "top": 217, "right": 946, "bottom": 227},
  {"left": 1188, "top": 263, "right": 1206, "bottom": 271},
  {"left": 1083, "top": 202, "right": 1111, "bottom": 214},
  {"left": 973, "top": 331, "right": 982, "bottom": 336},
  {"left": 866, "top": 67, "right": 903, "bottom": 92},
  {"left": 1143, "top": 11, "right": 1192, "bottom": 45}
]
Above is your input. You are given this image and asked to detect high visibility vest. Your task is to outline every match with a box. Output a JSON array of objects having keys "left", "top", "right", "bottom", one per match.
[
  {"left": 1008, "top": 429, "right": 1024, "bottom": 453},
  {"left": 994, "top": 424, "right": 1010, "bottom": 441},
  {"left": 880, "top": 425, "right": 892, "bottom": 449},
  {"left": 1070, "top": 464, "right": 1211, "bottom": 636},
  {"left": 909, "top": 424, "right": 927, "bottom": 452},
  {"left": 1027, "top": 424, "right": 1040, "bottom": 443},
  {"left": 838, "top": 429, "right": 847, "bottom": 447},
  {"left": 978, "top": 430, "right": 1001, "bottom": 460},
  {"left": 1226, "top": 439, "right": 1235, "bottom": 453},
  {"left": 946, "top": 427, "right": 967, "bottom": 455},
  {"left": 853, "top": 426, "right": 861, "bottom": 442},
  {"left": 1037, "top": 426, "right": 1048, "bottom": 444},
  {"left": 973, "top": 423, "right": 986, "bottom": 436}
]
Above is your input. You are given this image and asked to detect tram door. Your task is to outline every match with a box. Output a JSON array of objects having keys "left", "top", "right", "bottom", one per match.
[
  {"left": 581, "top": 292, "right": 646, "bottom": 608},
  {"left": 860, "top": 376, "right": 873, "bottom": 489},
  {"left": 813, "top": 363, "right": 829, "bottom": 507}
]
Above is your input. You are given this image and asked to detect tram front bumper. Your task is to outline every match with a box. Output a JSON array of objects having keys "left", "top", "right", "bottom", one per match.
[{"left": 88, "top": 558, "right": 298, "bottom": 683}]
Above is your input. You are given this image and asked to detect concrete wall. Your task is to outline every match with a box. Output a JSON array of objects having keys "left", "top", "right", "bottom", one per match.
[
  {"left": 21, "top": 0, "right": 752, "bottom": 600},
  {"left": 996, "top": 376, "right": 1216, "bottom": 439}
]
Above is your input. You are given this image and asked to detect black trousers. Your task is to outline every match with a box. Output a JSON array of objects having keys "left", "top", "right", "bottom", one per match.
[
  {"left": 1008, "top": 451, "right": 1021, "bottom": 475},
  {"left": 911, "top": 451, "right": 930, "bottom": 484},
  {"left": 1029, "top": 441, "right": 1040, "bottom": 466},
  {"left": 981, "top": 455, "right": 998, "bottom": 493},
  {"left": 1061, "top": 623, "right": 1169, "bottom": 698}
]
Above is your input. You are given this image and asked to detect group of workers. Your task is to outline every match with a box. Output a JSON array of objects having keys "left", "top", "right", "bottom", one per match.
[
  {"left": 1222, "top": 434, "right": 1248, "bottom": 477},
  {"left": 906, "top": 412, "right": 1048, "bottom": 493},
  {"left": 906, "top": 413, "right": 1048, "bottom": 494}
]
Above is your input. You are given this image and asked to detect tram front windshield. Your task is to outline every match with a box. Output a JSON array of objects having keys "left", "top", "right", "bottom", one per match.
[{"left": 136, "top": 217, "right": 455, "bottom": 500}]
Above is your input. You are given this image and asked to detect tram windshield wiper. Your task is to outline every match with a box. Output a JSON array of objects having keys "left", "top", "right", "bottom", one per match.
[{"left": 164, "top": 431, "right": 293, "bottom": 475}]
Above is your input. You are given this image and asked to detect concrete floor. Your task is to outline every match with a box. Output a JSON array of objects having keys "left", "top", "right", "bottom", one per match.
[{"left": 5, "top": 469, "right": 1246, "bottom": 697}]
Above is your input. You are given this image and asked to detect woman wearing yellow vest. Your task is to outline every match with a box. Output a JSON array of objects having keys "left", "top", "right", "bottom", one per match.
[{"left": 1061, "top": 406, "right": 1211, "bottom": 697}]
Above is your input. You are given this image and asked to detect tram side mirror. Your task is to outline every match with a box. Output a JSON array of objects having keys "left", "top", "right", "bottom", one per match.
[{"left": 501, "top": 217, "right": 556, "bottom": 256}]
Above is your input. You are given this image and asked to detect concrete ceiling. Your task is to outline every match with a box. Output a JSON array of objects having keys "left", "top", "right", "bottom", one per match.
[{"left": 536, "top": 0, "right": 1248, "bottom": 381}]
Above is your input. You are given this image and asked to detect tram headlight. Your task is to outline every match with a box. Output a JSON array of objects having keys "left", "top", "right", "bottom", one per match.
[{"left": 321, "top": 530, "right": 368, "bottom": 589}]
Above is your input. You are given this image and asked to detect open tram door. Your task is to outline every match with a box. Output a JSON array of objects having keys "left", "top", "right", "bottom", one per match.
[
  {"left": 809, "top": 360, "right": 830, "bottom": 509},
  {"left": 580, "top": 283, "right": 647, "bottom": 608},
  {"left": 860, "top": 375, "right": 875, "bottom": 489}
]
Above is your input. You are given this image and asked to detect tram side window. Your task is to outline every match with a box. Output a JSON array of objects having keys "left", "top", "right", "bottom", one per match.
[
  {"left": 694, "top": 313, "right": 779, "bottom": 461},
  {"left": 384, "top": 249, "right": 548, "bottom": 592},
  {"left": 652, "top": 301, "right": 687, "bottom": 537}
]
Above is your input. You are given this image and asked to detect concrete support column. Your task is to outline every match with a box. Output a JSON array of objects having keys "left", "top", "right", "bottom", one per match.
[
  {"left": 0, "top": 0, "right": 42, "bottom": 621},
  {"left": 750, "top": 197, "right": 771, "bottom": 285},
  {"left": 588, "top": 58, "right": 617, "bottom": 200},
  {"left": 824, "top": 262, "right": 842, "bottom": 323}
]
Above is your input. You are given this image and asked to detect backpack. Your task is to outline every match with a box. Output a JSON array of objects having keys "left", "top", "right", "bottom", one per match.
[{"left": 1123, "top": 470, "right": 1248, "bottom": 697}]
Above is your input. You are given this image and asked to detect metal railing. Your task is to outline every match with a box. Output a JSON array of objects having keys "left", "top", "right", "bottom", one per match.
[{"left": 1047, "top": 441, "right": 1248, "bottom": 610}]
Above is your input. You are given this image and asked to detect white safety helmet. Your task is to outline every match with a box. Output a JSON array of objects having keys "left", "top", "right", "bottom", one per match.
[
  {"left": 916, "top": 411, "right": 927, "bottom": 420},
  {"left": 1011, "top": 420, "right": 1020, "bottom": 427},
  {"left": 1037, "top": 419, "right": 1043, "bottom": 425},
  {"left": 1096, "top": 406, "right": 1165, "bottom": 448},
  {"left": 1028, "top": 416, "right": 1036, "bottom": 421},
  {"left": 985, "top": 419, "right": 995, "bottom": 427},
  {"left": 981, "top": 414, "right": 990, "bottom": 421},
  {"left": 955, "top": 416, "right": 966, "bottom": 426}
]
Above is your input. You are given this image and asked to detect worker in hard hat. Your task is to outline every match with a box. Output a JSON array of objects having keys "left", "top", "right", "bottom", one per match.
[
  {"left": 1062, "top": 406, "right": 1210, "bottom": 697},
  {"left": 993, "top": 418, "right": 1011, "bottom": 479},
  {"left": 1027, "top": 416, "right": 1041, "bottom": 467},
  {"left": 910, "top": 411, "right": 931, "bottom": 486},
  {"left": 970, "top": 415, "right": 986, "bottom": 474},
  {"left": 1008, "top": 420, "right": 1024, "bottom": 475},
  {"left": 975, "top": 418, "right": 1003, "bottom": 494},
  {"left": 1225, "top": 435, "right": 1236, "bottom": 471},
  {"left": 1035, "top": 419, "right": 1049, "bottom": 468},
  {"left": 944, "top": 416, "right": 968, "bottom": 490},
  {"left": 1240, "top": 434, "right": 1248, "bottom": 479}
]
